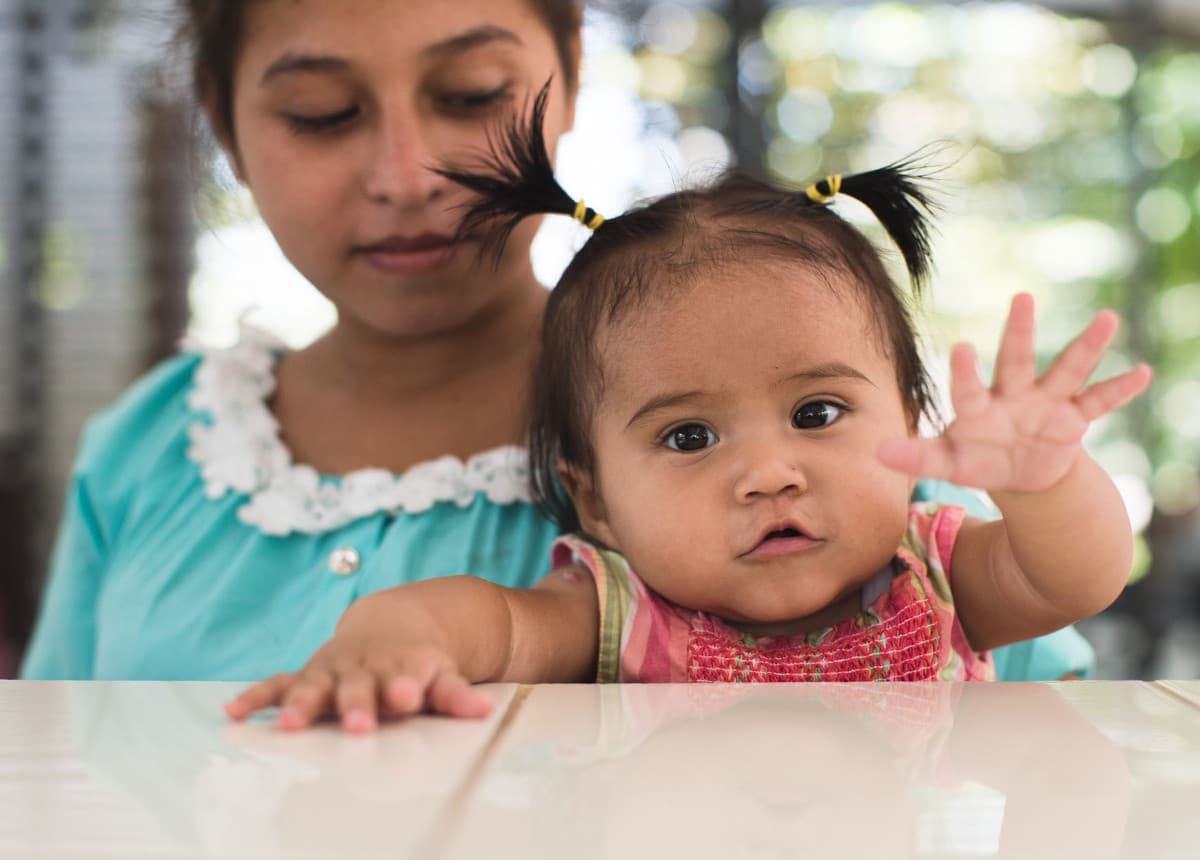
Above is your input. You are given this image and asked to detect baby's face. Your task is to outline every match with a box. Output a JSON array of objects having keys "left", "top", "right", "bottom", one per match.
[{"left": 572, "top": 262, "right": 917, "bottom": 626}]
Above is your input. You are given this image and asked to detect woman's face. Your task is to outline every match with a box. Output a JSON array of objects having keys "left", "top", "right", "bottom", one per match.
[{"left": 221, "top": 0, "right": 579, "bottom": 338}]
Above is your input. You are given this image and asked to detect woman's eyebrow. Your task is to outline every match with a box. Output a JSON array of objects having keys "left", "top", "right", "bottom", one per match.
[
  {"left": 259, "top": 26, "right": 524, "bottom": 86},
  {"left": 260, "top": 54, "right": 348, "bottom": 85},
  {"left": 423, "top": 25, "right": 524, "bottom": 58}
]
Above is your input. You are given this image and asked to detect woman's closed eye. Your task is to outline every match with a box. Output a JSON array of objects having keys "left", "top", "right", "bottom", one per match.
[
  {"left": 793, "top": 400, "right": 847, "bottom": 430},
  {"left": 281, "top": 84, "right": 512, "bottom": 134},
  {"left": 283, "top": 106, "right": 360, "bottom": 134},
  {"left": 662, "top": 423, "right": 719, "bottom": 453},
  {"left": 437, "top": 83, "right": 514, "bottom": 115}
]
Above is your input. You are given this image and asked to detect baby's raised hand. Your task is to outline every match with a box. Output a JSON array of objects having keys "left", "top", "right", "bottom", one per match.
[
  {"left": 223, "top": 601, "right": 493, "bottom": 732},
  {"left": 877, "top": 293, "right": 1151, "bottom": 494}
]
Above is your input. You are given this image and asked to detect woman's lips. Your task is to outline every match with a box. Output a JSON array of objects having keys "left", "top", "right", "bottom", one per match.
[{"left": 357, "top": 237, "right": 457, "bottom": 275}]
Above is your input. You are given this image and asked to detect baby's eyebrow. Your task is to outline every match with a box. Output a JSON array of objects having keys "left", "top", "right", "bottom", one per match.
[
  {"left": 623, "top": 363, "right": 873, "bottom": 429},
  {"left": 779, "top": 362, "right": 875, "bottom": 387},
  {"left": 625, "top": 390, "right": 706, "bottom": 430}
]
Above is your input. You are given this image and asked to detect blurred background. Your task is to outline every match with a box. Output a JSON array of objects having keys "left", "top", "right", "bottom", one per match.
[{"left": 0, "top": 0, "right": 1197, "bottom": 678}]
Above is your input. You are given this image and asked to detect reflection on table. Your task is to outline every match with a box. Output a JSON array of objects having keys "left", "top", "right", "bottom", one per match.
[{"left": 1, "top": 680, "right": 1197, "bottom": 859}]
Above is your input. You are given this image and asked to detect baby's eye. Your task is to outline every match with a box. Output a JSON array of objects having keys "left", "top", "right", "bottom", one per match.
[
  {"left": 663, "top": 423, "right": 718, "bottom": 452},
  {"left": 793, "top": 401, "right": 846, "bottom": 430}
]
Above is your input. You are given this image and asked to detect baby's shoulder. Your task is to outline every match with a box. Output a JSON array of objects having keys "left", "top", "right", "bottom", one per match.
[{"left": 901, "top": 501, "right": 969, "bottom": 573}]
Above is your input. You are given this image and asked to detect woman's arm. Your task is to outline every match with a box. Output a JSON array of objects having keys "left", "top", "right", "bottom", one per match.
[
  {"left": 21, "top": 472, "right": 107, "bottom": 679},
  {"left": 225, "top": 566, "right": 600, "bottom": 732}
]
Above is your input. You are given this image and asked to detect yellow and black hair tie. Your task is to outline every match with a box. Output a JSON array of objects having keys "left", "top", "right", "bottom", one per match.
[
  {"left": 572, "top": 199, "right": 606, "bottom": 231},
  {"left": 805, "top": 174, "right": 842, "bottom": 204}
]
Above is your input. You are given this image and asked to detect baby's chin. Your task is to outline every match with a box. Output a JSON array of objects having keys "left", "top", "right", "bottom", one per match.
[{"left": 661, "top": 549, "right": 902, "bottom": 631}]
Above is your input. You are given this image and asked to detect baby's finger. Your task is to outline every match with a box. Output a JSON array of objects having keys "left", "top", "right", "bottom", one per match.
[
  {"left": 427, "top": 672, "right": 494, "bottom": 719},
  {"left": 276, "top": 668, "right": 337, "bottom": 731},
  {"left": 1075, "top": 364, "right": 1153, "bottom": 422},
  {"left": 334, "top": 665, "right": 384, "bottom": 734},
  {"left": 877, "top": 437, "right": 956, "bottom": 481},
  {"left": 382, "top": 658, "right": 447, "bottom": 716},
  {"left": 948, "top": 343, "right": 989, "bottom": 417},
  {"left": 1039, "top": 310, "right": 1119, "bottom": 398},
  {"left": 994, "top": 293, "right": 1037, "bottom": 395},
  {"left": 224, "top": 673, "right": 297, "bottom": 721}
]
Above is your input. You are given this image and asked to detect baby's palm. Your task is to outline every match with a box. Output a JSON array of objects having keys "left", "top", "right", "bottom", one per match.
[{"left": 878, "top": 294, "right": 1152, "bottom": 494}]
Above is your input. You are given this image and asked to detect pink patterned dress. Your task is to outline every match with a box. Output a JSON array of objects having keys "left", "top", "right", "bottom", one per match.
[{"left": 551, "top": 502, "right": 993, "bottom": 683}]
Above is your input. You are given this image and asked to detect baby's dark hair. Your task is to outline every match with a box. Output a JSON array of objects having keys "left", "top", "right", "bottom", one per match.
[{"left": 438, "top": 84, "right": 940, "bottom": 533}]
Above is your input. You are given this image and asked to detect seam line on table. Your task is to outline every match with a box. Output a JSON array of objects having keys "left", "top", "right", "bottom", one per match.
[
  {"left": 414, "top": 684, "right": 533, "bottom": 859},
  {"left": 1149, "top": 680, "right": 1200, "bottom": 712}
]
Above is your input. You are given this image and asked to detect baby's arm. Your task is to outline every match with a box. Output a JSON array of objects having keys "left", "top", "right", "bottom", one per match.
[
  {"left": 224, "top": 567, "right": 599, "bottom": 732},
  {"left": 879, "top": 293, "right": 1152, "bottom": 651}
]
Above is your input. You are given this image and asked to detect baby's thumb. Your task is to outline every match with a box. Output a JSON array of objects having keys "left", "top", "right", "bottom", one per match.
[{"left": 877, "top": 437, "right": 959, "bottom": 482}]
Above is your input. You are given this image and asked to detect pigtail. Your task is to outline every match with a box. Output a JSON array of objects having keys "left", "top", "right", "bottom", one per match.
[
  {"left": 807, "top": 151, "right": 941, "bottom": 291},
  {"left": 434, "top": 79, "right": 602, "bottom": 260}
]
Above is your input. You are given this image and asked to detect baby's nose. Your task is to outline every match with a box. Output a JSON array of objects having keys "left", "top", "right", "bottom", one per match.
[{"left": 733, "top": 445, "right": 809, "bottom": 502}]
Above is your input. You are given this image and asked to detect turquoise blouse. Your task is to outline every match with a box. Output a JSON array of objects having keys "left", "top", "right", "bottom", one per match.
[{"left": 21, "top": 333, "right": 1094, "bottom": 681}]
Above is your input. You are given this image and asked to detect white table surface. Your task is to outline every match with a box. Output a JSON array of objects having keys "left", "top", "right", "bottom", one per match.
[{"left": 2, "top": 681, "right": 1197, "bottom": 859}]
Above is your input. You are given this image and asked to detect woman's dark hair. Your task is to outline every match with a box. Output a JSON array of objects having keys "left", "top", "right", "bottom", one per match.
[
  {"left": 442, "top": 85, "right": 940, "bottom": 534},
  {"left": 179, "top": 0, "right": 583, "bottom": 146}
]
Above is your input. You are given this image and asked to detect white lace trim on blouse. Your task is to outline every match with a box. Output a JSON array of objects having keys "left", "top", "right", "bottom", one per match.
[{"left": 184, "top": 325, "right": 533, "bottom": 536}]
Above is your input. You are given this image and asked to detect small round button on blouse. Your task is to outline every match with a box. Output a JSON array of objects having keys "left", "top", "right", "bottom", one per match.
[{"left": 328, "top": 546, "right": 361, "bottom": 576}]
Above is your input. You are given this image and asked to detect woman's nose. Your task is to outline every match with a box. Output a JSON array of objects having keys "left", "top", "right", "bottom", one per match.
[
  {"left": 362, "top": 110, "right": 448, "bottom": 208},
  {"left": 733, "top": 438, "right": 809, "bottom": 503}
]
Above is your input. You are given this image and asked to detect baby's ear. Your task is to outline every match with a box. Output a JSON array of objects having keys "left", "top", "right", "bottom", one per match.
[{"left": 557, "top": 461, "right": 620, "bottom": 549}]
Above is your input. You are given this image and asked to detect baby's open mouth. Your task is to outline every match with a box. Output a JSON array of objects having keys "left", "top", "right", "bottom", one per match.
[
  {"left": 742, "top": 523, "right": 822, "bottom": 559},
  {"left": 765, "top": 527, "right": 805, "bottom": 541}
]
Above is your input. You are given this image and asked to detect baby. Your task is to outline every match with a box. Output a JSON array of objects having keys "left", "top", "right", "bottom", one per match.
[{"left": 227, "top": 87, "right": 1151, "bottom": 732}]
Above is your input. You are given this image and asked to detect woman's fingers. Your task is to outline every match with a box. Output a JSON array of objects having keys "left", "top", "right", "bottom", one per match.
[
  {"left": 224, "top": 673, "right": 297, "bottom": 720},
  {"left": 994, "top": 292, "right": 1037, "bottom": 394},
  {"left": 1039, "top": 309, "right": 1120, "bottom": 398}
]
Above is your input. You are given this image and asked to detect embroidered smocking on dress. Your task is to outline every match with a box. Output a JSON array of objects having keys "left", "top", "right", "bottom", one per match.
[{"left": 551, "top": 502, "right": 994, "bottom": 684}]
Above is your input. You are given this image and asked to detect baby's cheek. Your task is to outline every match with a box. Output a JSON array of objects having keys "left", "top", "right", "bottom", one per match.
[
  {"left": 621, "top": 528, "right": 705, "bottom": 599},
  {"left": 854, "top": 478, "right": 913, "bottom": 554}
]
